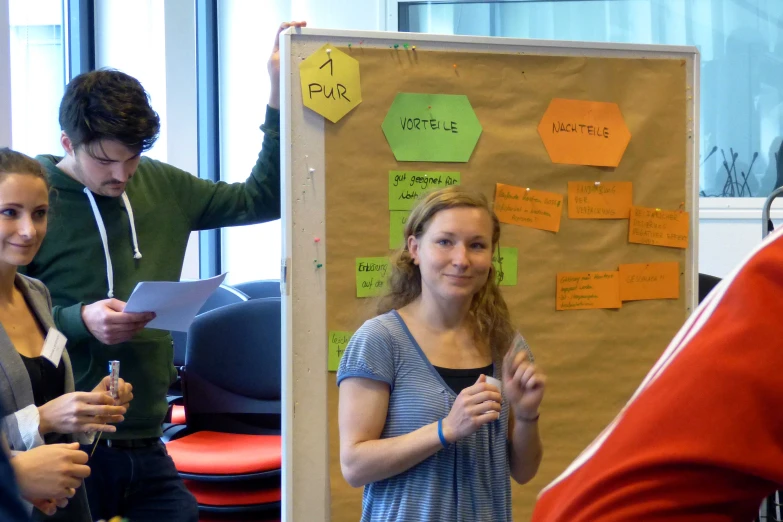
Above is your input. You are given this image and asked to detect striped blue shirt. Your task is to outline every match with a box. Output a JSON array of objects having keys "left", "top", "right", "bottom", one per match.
[{"left": 337, "top": 310, "right": 513, "bottom": 522}]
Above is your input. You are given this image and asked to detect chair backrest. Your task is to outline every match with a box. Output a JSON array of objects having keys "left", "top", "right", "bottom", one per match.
[
  {"left": 698, "top": 273, "right": 722, "bottom": 304},
  {"left": 199, "top": 283, "right": 250, "bottom": 314},
  {"left": 234, "top": 279, "right": 280, "bottom": 300},
  {"left": 183, "top": 297, "right": 281, "bottom": 433},
  {"left": 171, "top": 284, "right": 249, "bottom": 367}
]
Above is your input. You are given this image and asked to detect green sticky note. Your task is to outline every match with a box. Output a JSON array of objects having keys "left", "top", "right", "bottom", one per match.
[
  {"left": 381, "top": 93, "right": 483, "bottom": 162},
  {"left": 493, "top": 247, "right": 518, "bottom": 286},
  {"left": 328, "top": 330, "right": 353, "bottom": 371},
  {"left": 390, "top": 211, "right": 409, "bottom": 249},
  {"left": 389, "top": 171, "right": 460, "bottom": 211},
  {"left": 356, "top": 257, "right": 390, "bottom": 297}
]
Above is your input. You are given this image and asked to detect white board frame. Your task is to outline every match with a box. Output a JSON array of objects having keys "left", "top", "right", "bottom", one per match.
[{"left": 279, "top": 27, "right": 699, "bottom": 522}]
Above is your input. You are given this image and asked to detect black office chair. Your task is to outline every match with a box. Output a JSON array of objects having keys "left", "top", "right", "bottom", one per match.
[
  {"left": 697, "top": 273, "right": 722, "bottom": 304},
  {"left": 165, "top": 298, "right": 282, "bottom": 516},
  {"left": 167, "top": 284, "right": 250, "bottom": 422},
  {"left": 234, "top": 279, "right": 280, "bottom": 300}
]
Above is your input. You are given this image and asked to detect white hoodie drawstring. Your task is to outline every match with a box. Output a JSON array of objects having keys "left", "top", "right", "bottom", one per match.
[
  {"left": 83, "top": 188, "right": 143, "bottom": 298},
  {"left": 121, "top": 192, "right": 143, "bottom": 260}
]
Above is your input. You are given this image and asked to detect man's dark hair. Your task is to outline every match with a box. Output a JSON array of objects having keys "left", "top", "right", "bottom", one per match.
[
  {"left": 0, "top": 148, "right": 49, "bottom": 188},
  {"left": 58, "top": 69, "right": 160, "bottom": 155}
]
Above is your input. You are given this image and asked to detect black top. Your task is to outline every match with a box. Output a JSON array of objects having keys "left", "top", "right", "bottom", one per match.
[
  {"left": 19, "top": 352, "right": 67, "bottom": 445},
  {"left": 434, "top": 363, "right": 494, "bottom": 395}
]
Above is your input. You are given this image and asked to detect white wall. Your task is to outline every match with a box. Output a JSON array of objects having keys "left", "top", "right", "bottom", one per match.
[
  {"left": 0, "top": 0, "right": 11, "bottom": 148},
  {"left": 698, "top": 199, "right": 783, "bottom": 278}
]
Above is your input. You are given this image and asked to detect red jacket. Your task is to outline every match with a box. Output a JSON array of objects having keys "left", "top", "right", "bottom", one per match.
[{"left": 532, "top": 229, "right": 783, "bottom": 521}]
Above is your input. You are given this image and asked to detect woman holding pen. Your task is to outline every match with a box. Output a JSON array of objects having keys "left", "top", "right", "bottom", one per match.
[
  {"left": 0, "top": 149, "right": 133, "bottom": 521},
  {"left": 338, "top": 186, "right": 546, "bottom": 521}
]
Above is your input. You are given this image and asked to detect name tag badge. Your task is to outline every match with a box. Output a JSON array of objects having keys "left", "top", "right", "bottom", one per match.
[{"left": 41, "top": 328, "right": 67, "bottom": 367}]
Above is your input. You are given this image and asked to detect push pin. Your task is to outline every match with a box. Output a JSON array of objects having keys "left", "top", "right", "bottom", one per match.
[
  {"left": 348, "top": 43, "right": 352, "bottom": 49},
  {"left": 316, "top": 263, "right": 323, "bottom": 269},
  {"left": 411, "top": 45, "right": 416, "bottom": 51},
  {"left": 314, "top": 237, "right": 321, "bottom": 243},
  {"left": 594, "top": 181, "right": 601, "bottom": 186},
  {"left": 403, "top": 43, "right": 409, "bottom": 49},
  {"left": 453, "top": 63, "right": 458, "bottom": 70},
  {"left": 308, "top": 167, "right": 315, "bottom": 174},
  {"left": 326, "top": 48, "right": 331, "bottom": 54},
  {"left": 526, "top": 187, "right": 530, "bottom": 192}
]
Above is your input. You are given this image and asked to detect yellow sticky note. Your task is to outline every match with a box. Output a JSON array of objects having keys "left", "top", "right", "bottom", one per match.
[
  {"left": 494, "top": 183, "right": 563, "bottom": 233},
  {"left": 568, "top": 181, "right": 633, "bottom": 219},
  {"left": 556, "top": 271, "right": 621, "bottom": 311},
  {"left": 299, "top": 44, "right": 362, "bottom": 123},
  {"left": 619, "top": 262, "right": 680, "bottom": 301},
  {"left": 328, "top": 331, "right": 353, "bottom": 371},
  {"left": 628, "top": 206, "right": 689, "bottom": 249}
]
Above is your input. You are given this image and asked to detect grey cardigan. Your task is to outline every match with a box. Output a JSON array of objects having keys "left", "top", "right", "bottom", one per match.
[{"left": 0, "top": 274, "right": 91, "bottom": 450}]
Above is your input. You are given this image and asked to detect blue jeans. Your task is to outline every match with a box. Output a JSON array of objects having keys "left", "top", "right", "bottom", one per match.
[{"left": 81, "top": 440, "right": 198, "bottom": 522}]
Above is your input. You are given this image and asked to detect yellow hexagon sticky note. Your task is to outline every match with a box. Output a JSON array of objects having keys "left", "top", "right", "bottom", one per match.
[{"left": 299, "top": 43, "right": 362, "bottom": 123}]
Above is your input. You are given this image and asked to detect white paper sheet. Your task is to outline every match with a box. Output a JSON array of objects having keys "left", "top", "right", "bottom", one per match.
[{"left": 124, "top": 273, "right": 227, "bottom": 332}]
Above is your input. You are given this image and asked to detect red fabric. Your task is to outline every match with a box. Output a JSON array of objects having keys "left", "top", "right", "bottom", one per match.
[
  {"left": 166, "top": 432, "right": 281, "bottom": 475},
  {"left": 171, "top": 405, "right": 186, "bottom": 425},
  {"left": 532, "top": 230, "right": 783, "bottom": 522},
  {"left": 183, "top": 479, "right": 280, "bottom": 506}
]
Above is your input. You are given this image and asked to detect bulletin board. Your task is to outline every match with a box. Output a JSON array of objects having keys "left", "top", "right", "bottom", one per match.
[{"left": 280, "top": 28, "right": 699, "bottom": 522}]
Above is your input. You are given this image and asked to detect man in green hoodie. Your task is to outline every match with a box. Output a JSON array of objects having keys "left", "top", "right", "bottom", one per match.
[{"left": 25, "top": 20, "right": 306, "bottom": 522}]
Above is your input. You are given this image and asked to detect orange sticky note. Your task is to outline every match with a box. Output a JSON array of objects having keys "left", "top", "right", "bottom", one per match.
[
  {"left": 556, "top": 271, "right": 621, "bottom": 311},
  {"left": 619, "top": 262, "right": 680, "bottom": 301},
  {"left": 628, "top": 206, "right": 689, "bottom": 249},
  {"left": 537, "top": 99, "right": 631, "bottom": 167},
  {"left": 494, "top": 183, "right": 563, "bottom": 233},
  {"left": 568, "top": 181, "right": 633, "bottom": 219}
]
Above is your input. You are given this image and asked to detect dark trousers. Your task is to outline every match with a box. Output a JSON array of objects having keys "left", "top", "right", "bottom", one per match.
[{"left": 81, "top": 440, "right": 198, "bottom": 522}]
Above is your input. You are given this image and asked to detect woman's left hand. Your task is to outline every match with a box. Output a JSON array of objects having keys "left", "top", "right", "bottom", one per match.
[
  {"left": 92, "top": 377, "right": 133, "bottom": 407},
  {"left": 502, "top": 350, "right": 546, "bottom": 421}
]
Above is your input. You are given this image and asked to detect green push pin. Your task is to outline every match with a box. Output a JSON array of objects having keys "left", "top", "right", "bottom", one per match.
[{"left": 393, "top": 44, "right": 399, "bottom": 49}]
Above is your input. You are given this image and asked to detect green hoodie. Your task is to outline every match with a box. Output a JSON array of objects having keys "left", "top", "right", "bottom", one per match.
[{"left": 26, "top": 106, "right": 280, "bottom": 439}]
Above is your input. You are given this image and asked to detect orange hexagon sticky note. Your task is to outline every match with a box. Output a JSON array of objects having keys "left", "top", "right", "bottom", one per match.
[
  {"left": 299, "top": 44, "right": 362, "bottom": 123},
  {"left": 538, "top": 99, "right": 631, "bottom": 168}
]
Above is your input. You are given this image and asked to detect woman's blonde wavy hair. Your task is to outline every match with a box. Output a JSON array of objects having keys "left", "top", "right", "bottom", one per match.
[{"left": 377, "top": 186, "right": 515, "bottom": 364}]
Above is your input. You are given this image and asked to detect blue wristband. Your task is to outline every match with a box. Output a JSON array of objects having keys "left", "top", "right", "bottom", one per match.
[{"left": 437, "top": 418, "right": 449, "bottom": 449}]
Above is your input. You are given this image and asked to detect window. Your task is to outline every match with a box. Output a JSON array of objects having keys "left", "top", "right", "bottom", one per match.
[
  {"left": 398, "top": 0, "right": 783, "bottom": 198},
  {"left": 217, "top": 1, "right": 290, "bottom": 284},
  {"left": 8, "top": 0, "right": 65, "bottom": 156}
]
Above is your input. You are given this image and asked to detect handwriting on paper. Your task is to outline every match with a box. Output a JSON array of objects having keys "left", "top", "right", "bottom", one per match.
[
  {"left": 494, "top": 183, "right": 563, "bottom": 233},
  {"left": 389, "top": 171, "right": 460, "bottom": 211},
  {"left": 628, "top": 206, "right": 689, "bottom": 249},
  {"left": 568, "top": 181, "right": 633, "bottom": 219},
  {"left": 356, "top": 257, "right": 390, "bottom": 298},
  {"left": 556, "top": 271, "right": 622, "bottom": 311},
  {"left": 619, "top": 262, "right": 680, "bottom": 301},
  {"left": 328, "top": 331, "right": 353, "bottom": 371}
]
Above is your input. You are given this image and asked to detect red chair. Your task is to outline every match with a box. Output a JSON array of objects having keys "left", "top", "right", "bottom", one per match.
[{"left": 165, "top": 298, "right": 282, "bottom": 516}]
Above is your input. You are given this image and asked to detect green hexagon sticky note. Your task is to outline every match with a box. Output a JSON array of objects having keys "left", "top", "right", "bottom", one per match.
[
  {"left": 299, "top": 43, "right": 362, "bottom": 123},
  {"left": 381, "top": 93, "right": 482, "bottom": 162}
]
